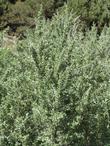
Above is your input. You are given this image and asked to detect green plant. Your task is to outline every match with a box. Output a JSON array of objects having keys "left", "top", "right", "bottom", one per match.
[{"left": 0, "top": 6, "right": 110, "bottom": 146}]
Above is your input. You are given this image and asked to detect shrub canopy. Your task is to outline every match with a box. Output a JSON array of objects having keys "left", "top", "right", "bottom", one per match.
[{"left": 0, "top": 5, "right": 110, "bottom": 146}]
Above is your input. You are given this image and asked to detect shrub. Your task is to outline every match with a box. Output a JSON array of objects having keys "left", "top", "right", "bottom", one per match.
[{"left": 0, "top": 6, "right": 110, "bottom": 146}]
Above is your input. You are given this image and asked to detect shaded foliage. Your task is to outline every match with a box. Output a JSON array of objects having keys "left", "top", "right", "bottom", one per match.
[{"left": 0, "top": 0, "right": 67, "bottom": 35}]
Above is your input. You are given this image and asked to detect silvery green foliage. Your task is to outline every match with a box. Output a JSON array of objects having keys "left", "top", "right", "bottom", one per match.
[{"left": 0, "top": 6, "right": 110, "bottom": 146}]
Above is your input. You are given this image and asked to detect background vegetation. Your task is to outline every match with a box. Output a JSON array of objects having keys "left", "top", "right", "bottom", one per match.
[
  {"left": 1, "top": 0, "right": 110, "bottom": 35},
  {"left": 0, "top": 0, "right": 67, "bottom": 35}
]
